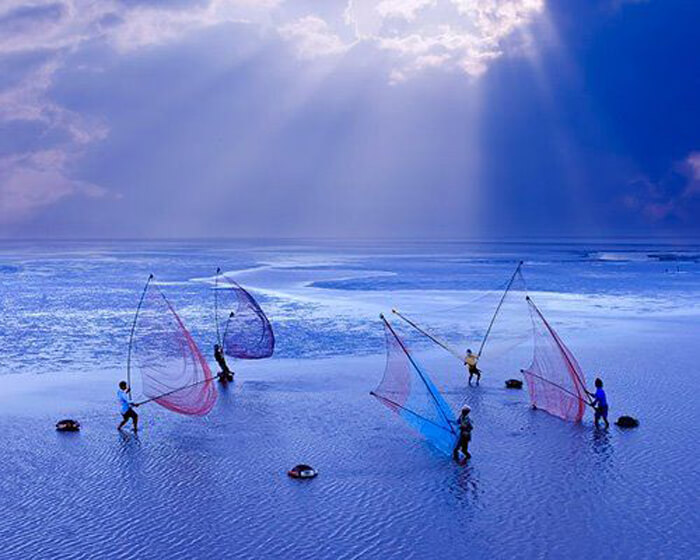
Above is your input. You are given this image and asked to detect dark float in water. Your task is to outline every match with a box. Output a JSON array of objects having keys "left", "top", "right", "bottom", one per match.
[
  {"left": 56, "top": 419, "right": 81, "bottom": 432},
  {"left": 288, "top": 464, "right": 318, "bottom": 479},
  {"left": 615, "top": 415, "right": 639, "bottom": 428}
]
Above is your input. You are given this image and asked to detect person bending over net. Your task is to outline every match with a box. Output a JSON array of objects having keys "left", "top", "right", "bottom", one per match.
[
  {"left": 465, "top": 349, "right": 481, "bottom": 385},
  {"left": 117, "top": 381, "right": 139, "bottom": 433},
  {"left": 452, "top": 405, "right": 474, "bottom": 462},
  {"left": 214, "top": 344, "right": 234, "bottom": 382},
  {"left": 587, "top": 377, "right": 609, "bottom": 428}
]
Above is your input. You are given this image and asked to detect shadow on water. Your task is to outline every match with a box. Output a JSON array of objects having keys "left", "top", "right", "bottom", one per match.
[
  {"left": 590, "top": 426, "right": 613, "bottom": 461},
  {"left": 116, "top": 430, "right": 143, "bottom": 470},
  {"left": 214, "top": 379, "right": 235, "bottom": 404},
  {"left": 448, "top": 462, "right": 481, "bottom": 509}
]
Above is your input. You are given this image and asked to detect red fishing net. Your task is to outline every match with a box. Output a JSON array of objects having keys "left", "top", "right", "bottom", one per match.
[
  {"left": 130, "top": 280, "right": 217, "bottom": 416},
  {"left": 522, "top": 297, "right": 589, "bottom": 422}
]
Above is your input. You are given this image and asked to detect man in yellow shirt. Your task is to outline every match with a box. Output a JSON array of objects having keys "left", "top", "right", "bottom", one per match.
[{"left": 465, "top": 349, "right": 481, "bottom": 385}]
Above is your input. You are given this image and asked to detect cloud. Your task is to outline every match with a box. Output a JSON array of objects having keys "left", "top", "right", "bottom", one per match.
[
  {"left": 0, "top": 0, "right": 282, "bottom": 57},
  {"left": 376, "top": 0, "right": 436, "bottom": 22},
  {"left": 278, "top": 16, "right": 351, "bottom": 59},
  {"left": 0, "top": 58, "right": 107, "bottom": 144},
  {"left": 0, "top": 150, "right": 108, "bottom": 224},
  {"left": 0, "top": 0, "right": 545, "bottom": 227},
  {"left": 107, "top": 0, "right": 282, "bottom": 53},
  {"left": 682, "top": 151, "right": 700, "bottom": 196},
  {"left": 622, "top": 151, "right": 700, "bottom": 225},
  {"left": 0, "top": 0, "right": 280, "bottom": 226},
  {"left": 342, "top": 0, "right": 544, "bottom": 81}
]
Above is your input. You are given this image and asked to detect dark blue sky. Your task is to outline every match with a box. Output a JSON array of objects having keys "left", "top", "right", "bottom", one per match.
[{"left": 0, "top": 0, "right": 698, "bottom": 238}]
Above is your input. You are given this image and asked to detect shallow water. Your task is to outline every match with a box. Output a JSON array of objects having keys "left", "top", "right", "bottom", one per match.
[{"left": 0, "top": 240, "right": 698, "bottom": 559}]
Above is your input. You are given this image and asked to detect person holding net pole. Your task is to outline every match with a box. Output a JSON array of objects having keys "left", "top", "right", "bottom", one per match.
[
  {"left": 452, "top": 405, "right": 474, "bottom": 462},
  {"left": 117, "top": 381, "right": 139, "bottom": 433},
  {"left": 464, "top": 349, "right": 482, "bottom": 385},
  {"left": 586, "top": 377, "right": 610, "bottom": 428},
  {"left": 214, "top": 343, "right": 234, "bottom": 383}
]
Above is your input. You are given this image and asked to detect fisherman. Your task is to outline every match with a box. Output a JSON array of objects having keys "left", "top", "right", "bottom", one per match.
[
  {"left": 588, "top": 377, "right": 609, "bottom": 429},
  {"left": 214, "top": 344, "right": 234, "bottom": 382},
  {"left": 117, "top": 381, "right": 139, "bottom": 433},
  {"left": 465, "top": 349, "right": 481, "bottom": 385},
  {"left": 452, "top": 405, "right": 474, "bottom": 462}
]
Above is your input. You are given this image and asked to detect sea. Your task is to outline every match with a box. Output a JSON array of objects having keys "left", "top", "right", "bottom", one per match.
[{"left": 0, "top": 239, "right": 698, "bottom": 559}]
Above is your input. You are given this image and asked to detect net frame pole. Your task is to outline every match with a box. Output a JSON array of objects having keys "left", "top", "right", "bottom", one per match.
[
  {"left": 477, "top": 260, "right": 524, "bottom": 358},
  {"left": 380, "top": 314, "right": 456, "bottom": 435},
  {"left": 136, "top": 377, "right": 215, "bottom": 406},
  {"left": 126, "top": 274, "right": 154, "bottom": 394},
  {"left": 369, "top": 391, "right": 457, "bottom": 433},
  {"left": 214, "top": 267, "right": 221, "bottom": 346},
  {"left": 520, "top": 369, "right": 594, "bottom": 407},
  {"left": 391, "top": 309, "right": 465, "bottom": 363},
  {"left": 222, "top": 311, "right": 235, "bottom": 345}
]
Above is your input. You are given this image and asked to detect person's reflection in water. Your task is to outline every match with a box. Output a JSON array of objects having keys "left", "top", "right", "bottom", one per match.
[{"left": 590, "top": 426, "right": 613, "bottom": 467}]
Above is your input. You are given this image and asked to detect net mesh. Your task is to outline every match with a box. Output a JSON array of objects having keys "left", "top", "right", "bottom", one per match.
[
  {"left": 392, "top": 266, "right": 532, "bottom": 379},
  {"left": 521, "top": 298, "right": 588, "bottom": 422},
  {"left": 131, "top": 284, "right": 217, "bottom": 416},
  {"left": 475, "top": 269, "right": 531, "bottom": 365},
  {"left": 216, "top": 275, "right": 274, "bottom": 359},
  {"left": 372, "top": 320, "right": 457, "bottom": 456}
]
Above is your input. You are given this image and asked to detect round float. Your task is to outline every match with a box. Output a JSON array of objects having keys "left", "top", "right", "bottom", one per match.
[
  {"left": 505, "top": 379, "right": 523, "bottom": 389},
  {"left": 55, "top": 419, "right": 81, "bottom": 432},
  {"left": 615, "top": 415, "right": 639, "bottom": 428},
  {"left": 287, "top": 464, "right": 318, "bottom": 479}
]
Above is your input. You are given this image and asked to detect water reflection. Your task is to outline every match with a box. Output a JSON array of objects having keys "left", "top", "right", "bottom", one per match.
[
  {"left": 590, "top": 425, "right": 614, "bottom": 465},
  {"left": 448, "top": 462, "right": 481, "bottom": 510}
]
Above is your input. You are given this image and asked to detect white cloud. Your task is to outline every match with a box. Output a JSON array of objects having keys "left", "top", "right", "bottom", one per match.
[
  {"left": 0, "top": 58, "right": 108, "bottom": 145},
  {"left": 0, "top": 0, "right": 283, "bottom": 56},
  {"left": 0, "top": 0, "right": 280, "bottom": 225},
  {"left": 0, "top": 0, "right": 545, "bottom": 225},
  {"left": 108, "top": 0, "right": 283, "bottom": 53},
  {"left": 342, "top": 0, "right": 544, "bottom": 81},
  {"left": 0, "top": 151, "right": 108, "bottom": 224},
  {"left": 376, "top": 0, "right": 436, "bottom": 21},
  {"left": 278, "top": 16, "right": 350, "bottom": 59}
]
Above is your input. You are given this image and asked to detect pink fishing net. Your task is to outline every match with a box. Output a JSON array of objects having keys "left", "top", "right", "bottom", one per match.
[
  {"left": 521, "top": 297, "right": 589, "bottom": 422},
  {"left": 130, "top": 283, "right": 217, "bottom": 416},
  {"left": 372, "top": 320, "right": 412, "bottom": 413}
]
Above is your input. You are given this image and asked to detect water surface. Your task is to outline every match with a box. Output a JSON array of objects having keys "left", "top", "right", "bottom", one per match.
[{"left": 0, "top": 239, "right": 697, "bottom": 559}]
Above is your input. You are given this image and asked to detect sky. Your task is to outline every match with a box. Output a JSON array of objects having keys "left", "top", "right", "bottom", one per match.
[{"left": 0, "top": 0, "right": 698, "bottom": 239}]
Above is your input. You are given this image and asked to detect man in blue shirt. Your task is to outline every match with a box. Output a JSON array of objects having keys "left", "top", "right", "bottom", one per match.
[
  {"left": 117, "top": 381, "right": 139, "bottom": 433},
  {"left": 588, "top": 377, "right": 609, "bottom": 428}
]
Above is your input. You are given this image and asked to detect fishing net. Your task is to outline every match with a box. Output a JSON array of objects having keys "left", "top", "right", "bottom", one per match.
[
  {"left": 392, "top": 264, "right": 532, "bottom": 379},
  {"left": 521, "top": 297, "right": 589, "bottom": 422},
  {"left": 130, "top": 281, "right": 217, "bottom": 416},
  {"left": 474, "top": 268, "right": 531, "bottom": 365},
  {"left": 215, "top": 274, "right": 274, "bottom": 359},
  {"left": 371, "top": 318, "right": 457, "bottom": 456}
]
